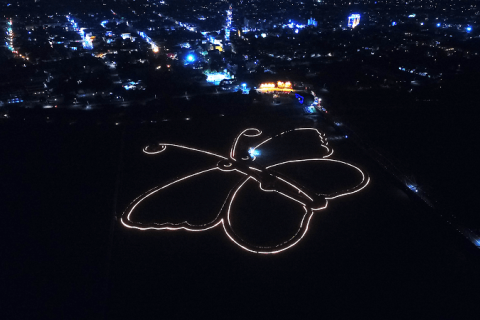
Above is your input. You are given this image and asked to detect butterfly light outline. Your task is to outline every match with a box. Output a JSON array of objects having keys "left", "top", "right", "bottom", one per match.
[{"left": 121, "top": 127, "right": 370, "bottom": 254}]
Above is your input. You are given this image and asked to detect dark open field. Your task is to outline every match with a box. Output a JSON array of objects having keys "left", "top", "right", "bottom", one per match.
[{"left": 1, "top": 112, "right": 479, "bottom": 319}]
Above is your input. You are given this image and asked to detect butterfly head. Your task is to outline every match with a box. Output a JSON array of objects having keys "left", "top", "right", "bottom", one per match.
[{"left": 217, "top": 159, "right": 236, "bottom": 171}]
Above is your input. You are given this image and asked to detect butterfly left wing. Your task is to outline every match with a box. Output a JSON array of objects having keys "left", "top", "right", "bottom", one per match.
[
  {"left": 122, "top": 142, "right": 247, "bottom": 231},
  {"left": 122, "top": 166, "right": 247, "bottom": 231}
]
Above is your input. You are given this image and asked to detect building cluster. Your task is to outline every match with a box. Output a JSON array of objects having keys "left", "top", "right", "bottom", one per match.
[{"left": 1, "top": 0, "right": 479, "bottom": 111}]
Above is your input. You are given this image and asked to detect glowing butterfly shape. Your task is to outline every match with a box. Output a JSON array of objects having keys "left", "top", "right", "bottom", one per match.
[{"left": 122, "top": 128, "right": 370, "bottom": 254}]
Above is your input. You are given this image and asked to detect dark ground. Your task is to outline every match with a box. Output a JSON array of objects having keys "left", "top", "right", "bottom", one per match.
[{"left": 1, "top": 112, "right": 479, "bottom": 319}]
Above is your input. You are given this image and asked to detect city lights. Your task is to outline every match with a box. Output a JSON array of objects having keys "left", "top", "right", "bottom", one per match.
[
  {"left": 137, "top": 31, "right": 160, "bottom": 53},
  {"left": 122, "top": 128, "right": 369, "bottom": 254},
  {"left": 66, "top": 16, "right": 93, "bottom": 50}
]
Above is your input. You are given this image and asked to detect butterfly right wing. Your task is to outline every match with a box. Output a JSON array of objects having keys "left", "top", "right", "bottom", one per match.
[
  {"left": 266, "top": 158, "right": 369, "bottom": 200},
  {"left": 248, "top": 127, "right": 333, "bottom": 165},
  {"left": 221, "top": 175, "right": 317, "bottom": 254}
]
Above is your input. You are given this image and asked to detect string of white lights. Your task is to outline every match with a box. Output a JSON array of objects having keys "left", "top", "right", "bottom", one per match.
[
  {"left": 144, "top": 143, "right": 227, "bottom": 159},
  {"left": 267, "top": 158, "right": 370, "bottom": 199},
  {"left": 122, "top": 167, "right": 227, "bottom": 231},
  {"left": 230, "top": 128, "right": 262, "bottom": 160},
  {"left": 122, "top": 127, "right": 370, "bottom": 254},
  {"left": 251, "top": 127, "right": 333, "bottom": 161}
]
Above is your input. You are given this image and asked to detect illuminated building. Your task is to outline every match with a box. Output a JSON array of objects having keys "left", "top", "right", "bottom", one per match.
[
  {"left": 348, "top": 14, "right": 360, "bottom": 29},
  {"left": 204, "top": 71, "right": 232, "bottom": 84},
  {"left": 260, "top": 83, "right": 276, "bottom": 89},
  {"left": 258, "top": 81, "right": 293, "bottom": 92}
]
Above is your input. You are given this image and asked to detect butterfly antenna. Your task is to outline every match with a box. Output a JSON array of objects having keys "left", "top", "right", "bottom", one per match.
[{"left": 230, "top": 128, "right": 262, "bottom": 160}]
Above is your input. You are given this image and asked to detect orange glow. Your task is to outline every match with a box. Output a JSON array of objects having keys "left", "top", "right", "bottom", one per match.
[{"left": 260, "top": 83, "right": 276, "bottom": 88}]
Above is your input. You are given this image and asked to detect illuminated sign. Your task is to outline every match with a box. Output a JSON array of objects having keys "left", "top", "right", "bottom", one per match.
[{"left": 122, "top": 128, "right": 370, "bottom": 254}]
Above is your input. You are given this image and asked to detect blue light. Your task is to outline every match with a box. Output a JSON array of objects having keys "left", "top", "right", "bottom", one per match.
[
  {"left": 241, "top": 83, "right": 247, "bottom": 87},
  {"left": 295, "top": 93, "right": 304, "bottom": 104},
  {"left": 305, "top": 106, "right": 316, "bottom": 114},
  {"left": 392, "top": 21, "right": 397, "bottom": 26},
  {"left": 186, "top": 54, "right": 195, "bottom": 62},
  {"left": 437, "top": 23, "right": 441, "bottom": 27},
  {"left": 407, "top": 184, "right": 418, "bottom": 192},
  {"left": 248, "top": 148, "right": 260, "bottom": 158},
  {"left": 466, "top": 26, "right": 472, "bottom": 32}
]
